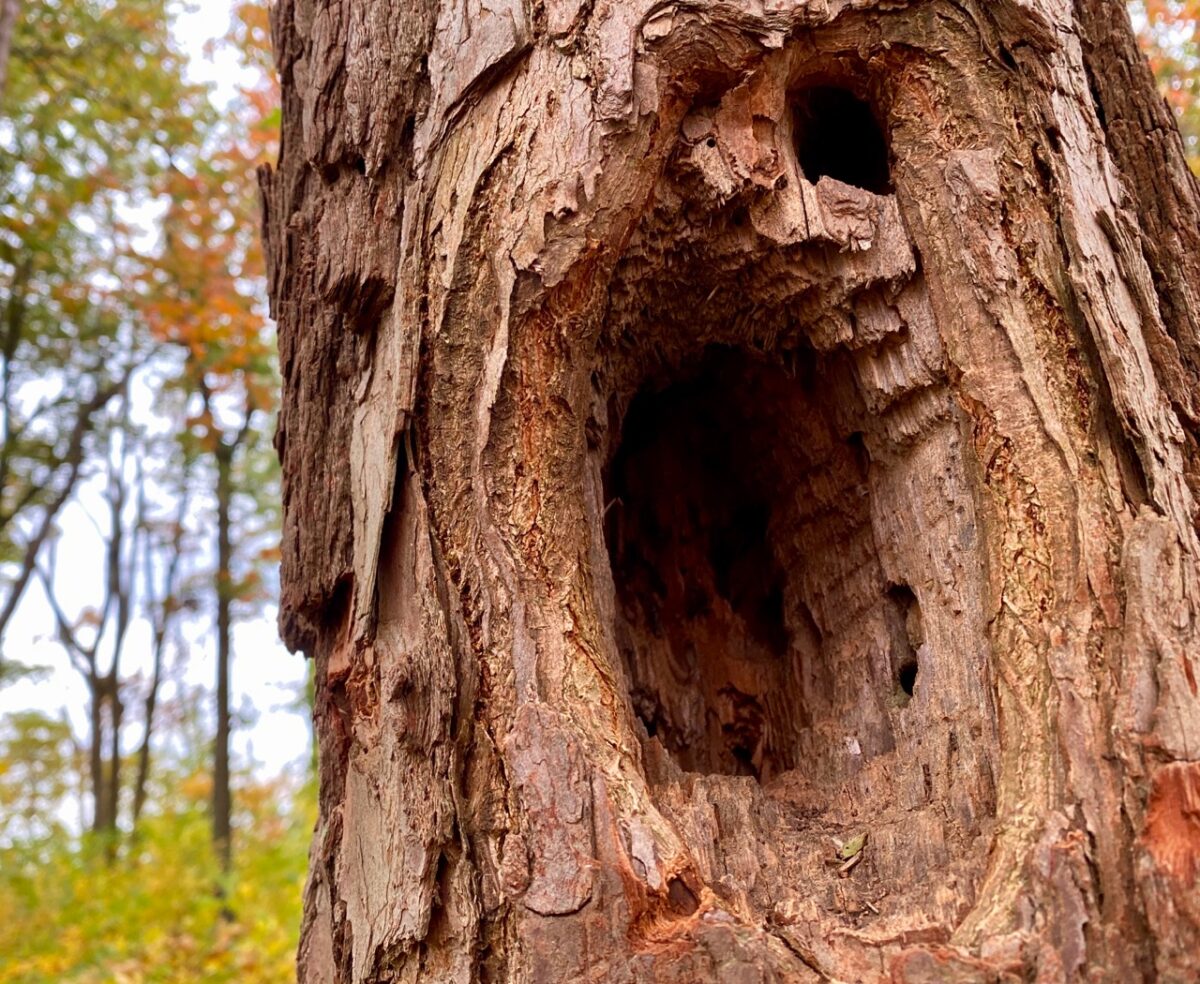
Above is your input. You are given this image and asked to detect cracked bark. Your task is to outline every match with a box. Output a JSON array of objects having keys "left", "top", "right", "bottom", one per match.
[{"left": 262, "top": 1, "right": 1200, "bottom": 981}]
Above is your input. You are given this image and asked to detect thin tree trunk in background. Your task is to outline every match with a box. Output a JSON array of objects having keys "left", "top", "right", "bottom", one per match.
[
  {"left": 212, "top": 437, "right": 233, "bottom": 875},
  {"left": 100, "top": 442, "right": 135, "bottom": 847},
  {"left": 87, "top": 674, "right": 104, "bottom": 833},
  {"left": 210, "top": 415, "right": 250, "bottom": 876},
  {"left": 0, "top": 0, "right": 19, "bottom": 106},
  {"left": 265, "top": 1, "right": 1200, "bottom": 980},
  {"left": 131, "top": 633, "right": 166, "bottom": 827},
  {"left": 41, "top": 412, "right": 139, "bottom": 847},
  {"left": 101, "top": 671, "right": 121, "bottom": 848},
  {"left": 85, "top": 675, "right": 119, "bottom": 842},
  {"left": 133, "top": 484, "right": 189, "bottom": 827}
]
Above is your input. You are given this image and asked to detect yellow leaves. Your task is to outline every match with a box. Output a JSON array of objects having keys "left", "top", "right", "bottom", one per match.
[
  {"left": 179, "top": 770, "right": 213, "bottom": 803},
  {"left": 0, "top": 773, "right": 315, "bottom": 984}
]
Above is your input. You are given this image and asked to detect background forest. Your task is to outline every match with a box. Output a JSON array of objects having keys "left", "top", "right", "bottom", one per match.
[{"left": 0, "top": 2, "right": 1194, "bottom": 983}]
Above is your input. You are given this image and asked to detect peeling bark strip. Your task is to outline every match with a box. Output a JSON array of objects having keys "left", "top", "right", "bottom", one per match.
[{"left": 262, "top": 1, "right": 1200, "bottom": 981}]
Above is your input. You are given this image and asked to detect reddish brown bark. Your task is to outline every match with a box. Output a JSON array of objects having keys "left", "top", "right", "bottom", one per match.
[{"left": 263, "top": 2, "right": 1200, "bottom": 981}]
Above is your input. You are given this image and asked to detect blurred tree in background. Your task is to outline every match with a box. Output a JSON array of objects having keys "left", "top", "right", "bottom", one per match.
[
  {"left": 1137, "top": 0, "right": 1200, "bottom": 169},
  {"left": 0, "top": 0, "right": 209, "bottom": 652},
  {"left": 0, "top": 1, "right": 1194, "bottom": 982},
  {"left": 142, "top": 0, "right": 281, "bottom": 877},
  {"left": 0, "top": 1, "right": 307, "bottom": 981}
]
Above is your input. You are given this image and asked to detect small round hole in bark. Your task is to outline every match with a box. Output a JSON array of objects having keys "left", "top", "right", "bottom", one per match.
[
  {"left": 793, "top": 85, "right": 891, "bottom": 194},
  {"left": 898, "top": 659, "right": 918, "bottom": 697}
]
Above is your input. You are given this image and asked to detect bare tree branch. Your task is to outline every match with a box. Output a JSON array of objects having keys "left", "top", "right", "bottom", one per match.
[{"left": 0, "top": 370, "right": 128, "bottom": 662}]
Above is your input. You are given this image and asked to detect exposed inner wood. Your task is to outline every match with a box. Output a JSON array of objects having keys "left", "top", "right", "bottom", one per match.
[
  {"left": 607, "top": 345, "right": 940, "bottom": 784},
  {"left": 587, "top": 81, "right": 1001, "bottom": 940}
]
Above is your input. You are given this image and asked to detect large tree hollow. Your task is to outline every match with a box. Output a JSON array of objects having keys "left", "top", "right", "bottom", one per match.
[{"left": 605, "top": 346, "right": 874, "bottom": 783}]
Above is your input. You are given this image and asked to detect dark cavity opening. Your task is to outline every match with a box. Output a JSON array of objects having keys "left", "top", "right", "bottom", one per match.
[
  {"left": 606, "top": 351, "right": 790, "bottom": 779},
  {"left": 886, "top": 584, "right": 923, "bottom": 704},
  {"left": 667, "top": 876, "right": 700, "bottom": 916},
  {"left": 605, "top": 347, "right": 871, "bottom": 781},
  {"left": 793, "top": 85, "right": 891, "bottom": 194}
]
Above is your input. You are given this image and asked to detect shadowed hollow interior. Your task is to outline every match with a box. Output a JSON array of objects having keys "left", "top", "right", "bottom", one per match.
[
  {"left": 792, "top": 84, "right": 892, "bottom": 193},
  {"left": 605, "top": 346, "right": 922, "bottom": 783},
  {"left": 585, "top": 71, "right": 998, "bottom": 928}
]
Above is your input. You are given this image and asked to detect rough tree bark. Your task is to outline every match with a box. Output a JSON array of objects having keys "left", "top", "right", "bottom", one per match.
[{"left": 262, "top": 1, "right": 1200, "bottom": 981}]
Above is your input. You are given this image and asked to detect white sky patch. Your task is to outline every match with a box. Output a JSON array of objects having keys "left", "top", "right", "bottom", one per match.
[{"left": 174, "top": 0, "right": 259, "bottom": 102}]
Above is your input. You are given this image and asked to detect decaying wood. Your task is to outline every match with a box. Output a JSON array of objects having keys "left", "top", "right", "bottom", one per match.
[{"left": 262, "top": 1, "right": 1200, "bottom": 980}]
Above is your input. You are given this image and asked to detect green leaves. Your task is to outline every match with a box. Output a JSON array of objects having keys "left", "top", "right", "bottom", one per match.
[
  {"left": 0, "top": 709, "right": 77, "bottom": 846},
  {"left": 838, "top": 833, "right": 867, "bottom": 861},
  {"left": 0, "top": 0, "right": 215, "bottom": 638}
]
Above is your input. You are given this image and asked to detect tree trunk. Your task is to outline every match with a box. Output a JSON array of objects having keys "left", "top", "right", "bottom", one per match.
[
  {"left": 133, "top": 487, "right": 188, "bottom": 828},
  {"left": 262, "top": 2, "right": 1200, "bottom": 981},
  {"left": 213, "top": 437, "right": 234, "bottom": 875},
  {"left": 0, "top": 0, "right": 18, "bottom": 106},
  {"left": 103, "top": 671, "right": 122, "bottom": 861},
  {"left": 87, "top": 672, "right": 105, "bottom": 833}
]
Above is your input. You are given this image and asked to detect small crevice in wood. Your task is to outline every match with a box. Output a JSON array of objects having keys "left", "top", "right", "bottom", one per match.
[{"left": 886, "top": 583, "right": 923, "bottom": 704}]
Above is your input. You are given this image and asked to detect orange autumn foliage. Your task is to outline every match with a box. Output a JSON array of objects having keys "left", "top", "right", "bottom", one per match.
[{"left": 1137, "top": 0, "right": 1200, "bottom": 171}]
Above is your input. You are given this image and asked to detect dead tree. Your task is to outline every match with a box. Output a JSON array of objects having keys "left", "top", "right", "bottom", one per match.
[{"left": 262, "top": 1, "right": 1200, "bottom": 980}]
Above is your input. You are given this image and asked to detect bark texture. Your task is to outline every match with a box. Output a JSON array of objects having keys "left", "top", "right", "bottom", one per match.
[{"left": 261, "top": 1, "right": 1200, "bottom": 981}]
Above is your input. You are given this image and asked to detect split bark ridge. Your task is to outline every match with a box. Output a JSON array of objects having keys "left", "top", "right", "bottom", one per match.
[{"left": 262, "top": 1, "right": 1200, "bottom": 980}]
